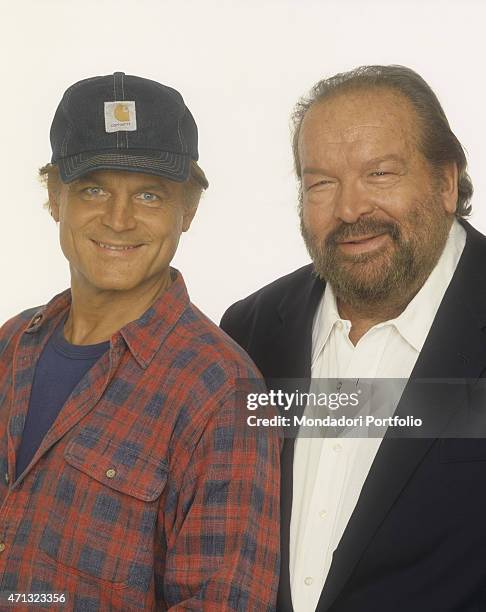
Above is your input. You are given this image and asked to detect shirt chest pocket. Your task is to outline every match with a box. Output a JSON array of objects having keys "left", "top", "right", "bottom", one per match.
[{"left": 39, "top": 433, "right": 168, "bottom": 588}]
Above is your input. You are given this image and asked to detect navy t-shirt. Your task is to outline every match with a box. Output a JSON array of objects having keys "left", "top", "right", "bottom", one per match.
[{"left": 15, "top": 317, "right": 110, "bottom": 479}]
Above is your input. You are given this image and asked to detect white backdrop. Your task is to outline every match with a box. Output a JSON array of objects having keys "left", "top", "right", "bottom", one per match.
[{"left": 1, "top": 0, "right": 485, "bottom": 324}]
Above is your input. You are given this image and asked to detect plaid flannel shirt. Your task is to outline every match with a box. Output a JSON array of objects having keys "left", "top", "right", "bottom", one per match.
[{"left": 0, "top": 270, "right": 280, "bottom": 611}]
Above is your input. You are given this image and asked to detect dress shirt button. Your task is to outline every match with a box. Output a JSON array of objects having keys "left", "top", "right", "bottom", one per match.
[
  {"left": 336, "top": 321, "right": 343, "bottom": 330},
  {"left": 333, "top": 443, "right": 342, "bottom": 452},
  {"left": 4, "top": 473, "right": 8, "bottom": 485},
  {"left": 0, "top": 543, "right": 5, "bottom": 553},
  {"left": 319, "top": 509, "right": 327, "bottom": 519},
  {"left": 304, "top": 576, "right": 314, "bottom": 586},
  {"left": 105, "top": 468, "right": 116, "bottom": 479}
]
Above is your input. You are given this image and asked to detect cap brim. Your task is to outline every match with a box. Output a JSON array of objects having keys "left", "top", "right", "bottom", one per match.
[{"left": 57, "top": 150, "right": 191, "bottom": 183}]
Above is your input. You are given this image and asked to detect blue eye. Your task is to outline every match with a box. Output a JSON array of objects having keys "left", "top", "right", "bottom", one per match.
[
  {"left": 81, "top": 186, "right": 106, "bottom": 198},
  {"left": 138, "top": 192, "right": 159, "bottom": 203}
]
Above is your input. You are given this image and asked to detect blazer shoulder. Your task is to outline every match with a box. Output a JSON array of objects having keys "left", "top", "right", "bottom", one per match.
[{"left": 220, "top": 264, "right": 315, "bottom": 342}]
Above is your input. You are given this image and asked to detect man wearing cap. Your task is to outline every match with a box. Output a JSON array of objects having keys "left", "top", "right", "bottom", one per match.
[{"left": 0, "top": 72, "right": 280, "bottom": 610}]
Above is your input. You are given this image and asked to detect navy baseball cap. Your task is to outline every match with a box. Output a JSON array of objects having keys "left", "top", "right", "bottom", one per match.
[{"left": 50, "top": 71, "right": 199, "bottom": 183}]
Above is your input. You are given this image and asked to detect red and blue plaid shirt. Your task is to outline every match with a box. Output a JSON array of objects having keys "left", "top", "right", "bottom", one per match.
[{"left": 0, "top": 270, "right": 280, "bottom": 610}]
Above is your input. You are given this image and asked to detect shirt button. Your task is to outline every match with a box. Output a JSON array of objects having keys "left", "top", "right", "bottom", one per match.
[
  {"left": 0, "top": 543, "right": 5, "bottom": 553},
  {"left": 336, "top": 321, "right": 343, "bottom": 330},
  {"left": 333, "top": 443, "right": 342, "bottom": 453},
  {"left": 4, "top": 473, "right": 9, "bottom": 485},
  {"left": 304, "top": 576, "right": 314, "bottom": 586},
  {"left": 319, "top": 509, "right": 327, "bottom": 519},
  {"left": 105, "top": 468, "right": 116, "bottom": 479}
]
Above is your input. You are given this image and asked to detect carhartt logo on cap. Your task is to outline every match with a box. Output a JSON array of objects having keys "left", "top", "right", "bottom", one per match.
[{"left": 104, "top": 101, "right": 137, "bottom": 133}]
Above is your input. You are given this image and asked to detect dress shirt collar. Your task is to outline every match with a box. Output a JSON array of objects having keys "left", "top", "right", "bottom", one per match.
[{"left": 312, "top": 220, "right": 466, "bottom": 361}]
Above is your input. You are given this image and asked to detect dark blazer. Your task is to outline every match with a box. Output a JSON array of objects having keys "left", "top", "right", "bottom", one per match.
[{"left": 221, "top": 220, "right": 486, "bottom": 612}]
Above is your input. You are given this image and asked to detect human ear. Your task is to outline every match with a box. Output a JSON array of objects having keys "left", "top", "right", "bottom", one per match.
[
  {"left": 439, "top": 162, "right": 459, "bottom": 215},
  {"left": 47, "top": 176, "right": 62, "bottom": 222},
  {"left": 181, "top": 201, "right": 198, "bottom": 232}
]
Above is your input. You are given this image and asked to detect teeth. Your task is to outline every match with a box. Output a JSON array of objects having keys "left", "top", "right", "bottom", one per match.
[{"left": 97, "top": 241, "right": 138, "bottom": 251}]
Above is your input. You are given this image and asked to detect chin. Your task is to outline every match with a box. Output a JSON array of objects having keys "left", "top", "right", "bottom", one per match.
[{"left": 86, "top": 275, "right": 144, "bottom": 293}]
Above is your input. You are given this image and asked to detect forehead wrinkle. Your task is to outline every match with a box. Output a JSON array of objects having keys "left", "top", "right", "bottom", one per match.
[
  {"left": 72, "top": 172, "right": 176, "bottom": 193},
  {"left": 301, "top": 89, "right": 418, "bottom": 144},
  {"left": 340, "top": 124, "right": 404, "bottom": 141},
  {"left": 306, "top": 123, "right": 407, "bottom": 146},
  {"left": 299, "top": 120, "right": 417, "bottom": 173}
]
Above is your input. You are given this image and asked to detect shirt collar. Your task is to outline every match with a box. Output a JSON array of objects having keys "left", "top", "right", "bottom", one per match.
[
  {"left": 389, "top": 220, "right": 466, "bottom": 352},
  {"left": 312, "top": 220, "right": 466, "bottom": 359},
  {"left": 311, "top": 281, "right": 343, "bottom": 365},
  {"left": 24, "top": 268, "right": 191, "bottom": 369}
]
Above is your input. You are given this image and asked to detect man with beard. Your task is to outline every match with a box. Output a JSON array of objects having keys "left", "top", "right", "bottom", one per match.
[{"left": 221, "top": 65, "right": 486, "bottom": 611}]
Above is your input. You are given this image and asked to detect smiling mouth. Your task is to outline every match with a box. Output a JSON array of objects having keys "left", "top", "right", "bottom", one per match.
[
  {"left": 92, "top": 240, "right": 143, "bottom": 251},
  {"left": 337, "top": 232, "right": 388, "bottom": 244},
  {"left": 334, "top": 232, "right": 391, "bottom": 257}
]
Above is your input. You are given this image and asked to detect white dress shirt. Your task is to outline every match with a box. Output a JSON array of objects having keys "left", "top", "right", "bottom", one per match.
[{"left": 289, "top": 220, "right": 466, "bottom": 612}]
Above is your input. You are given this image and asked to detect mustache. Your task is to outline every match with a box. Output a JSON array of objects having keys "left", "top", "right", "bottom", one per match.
[{"left": 326, "top": 218, "right": 400, "bottom": 246}]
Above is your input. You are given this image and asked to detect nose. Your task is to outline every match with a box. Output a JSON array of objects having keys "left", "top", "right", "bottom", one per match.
[
  {"left": 333, "top": 179, "right": 375, "bottom": 224},
  {"left": 100, "top": 192, "right": 137, "bottom": 232}
]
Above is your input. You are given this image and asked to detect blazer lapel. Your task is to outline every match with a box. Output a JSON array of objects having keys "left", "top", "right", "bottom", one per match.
[
  {"left": 259, "top": 266, "right": 324, "bottom": 381},
  {"left": 317, "top": 221, "right": 486, "bottom": 611}
]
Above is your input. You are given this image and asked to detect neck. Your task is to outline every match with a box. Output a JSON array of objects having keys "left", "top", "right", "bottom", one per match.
[
  {"left": 64, "top": 271, "right": 171, "bottom": 345},
  {"left": 336, "top": 278, "right": 424, "bottom": 345}
]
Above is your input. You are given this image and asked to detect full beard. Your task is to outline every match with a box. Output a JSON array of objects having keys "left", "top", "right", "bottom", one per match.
[{"left": 300, "top": 194, "right": 453, "bottom": 310}]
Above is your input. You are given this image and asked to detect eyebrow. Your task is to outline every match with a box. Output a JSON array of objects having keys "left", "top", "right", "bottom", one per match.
[
  {"left": 71, "top": 176, "right": 171, "bottom": 193},
  {"left": 138, "top": 184, "right": 170, "bottom": 192},
  {"left": 363, "top": 154, "right": 408, "bottom": 168},
  {"left": 302, "top": 154, "right": 408, "bottom": 175}
]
